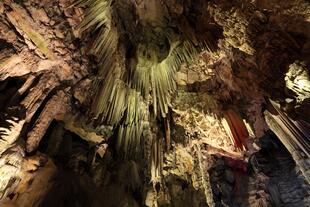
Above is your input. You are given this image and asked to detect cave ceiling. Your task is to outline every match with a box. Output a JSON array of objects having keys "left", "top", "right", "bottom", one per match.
[{"left": 0, "top": 0, "right": 309, "bottom": 206}]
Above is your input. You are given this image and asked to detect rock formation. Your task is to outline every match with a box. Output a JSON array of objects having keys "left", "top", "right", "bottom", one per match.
[{"left": 0, "top": 0, "right": 309, "bottom": 206}]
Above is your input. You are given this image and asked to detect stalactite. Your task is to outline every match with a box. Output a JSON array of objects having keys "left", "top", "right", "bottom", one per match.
[
  {"left": 150, "top": 135, "right": 164, "bottom": 206},
  {"left": 164, "top": 117, "right": 171, "bottom": 151},
  {"left": 265, "top": 100, "right": 310, "bottom": 183},
  {"left": 223, "top": 108, "right": 249, "bottom": 151}
]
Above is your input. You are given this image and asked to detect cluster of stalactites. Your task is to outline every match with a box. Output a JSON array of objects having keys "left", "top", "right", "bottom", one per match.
[{"left": 75, "top": 0, "right": 203, "bottom": 157}]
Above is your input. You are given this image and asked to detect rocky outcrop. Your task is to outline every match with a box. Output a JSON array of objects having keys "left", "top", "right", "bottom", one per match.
[{"left": 0, "top": 0, "right": 95, "bottom": 201}]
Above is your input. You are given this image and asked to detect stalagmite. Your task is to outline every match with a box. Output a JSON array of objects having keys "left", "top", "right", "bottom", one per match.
[{"left": 194, "top": 144, "right": 215, "bottom": 207}]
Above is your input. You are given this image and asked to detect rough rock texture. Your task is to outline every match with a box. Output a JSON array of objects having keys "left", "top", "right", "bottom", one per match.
[
  {"left": 208, "top": 132, "right": 310, "bottom": 207},
  {"left": 0, "top": 0, "right": 99, "bottom": 202}
]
